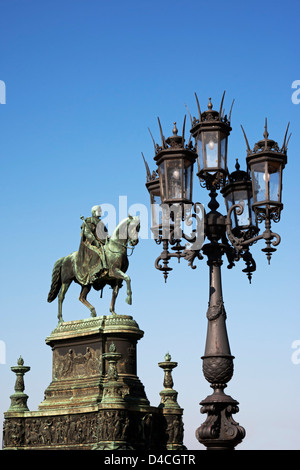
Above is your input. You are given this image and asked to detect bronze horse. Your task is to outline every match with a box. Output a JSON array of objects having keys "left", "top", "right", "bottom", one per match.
[{"left": 47, "top": 215, "right": 140, "bottom": 323}]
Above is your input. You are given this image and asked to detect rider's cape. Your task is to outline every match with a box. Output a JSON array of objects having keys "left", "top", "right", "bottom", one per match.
[{"left": 74, "top": 218, "right": 108, "bottom": 285}]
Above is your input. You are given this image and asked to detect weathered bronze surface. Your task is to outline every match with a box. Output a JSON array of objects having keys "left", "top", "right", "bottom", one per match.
[
  {"left": 47, "top": 208, "right": 140, "bottom": 322},
  {"left": 7, "top": 357, "right": 30, "bottom": 413}
]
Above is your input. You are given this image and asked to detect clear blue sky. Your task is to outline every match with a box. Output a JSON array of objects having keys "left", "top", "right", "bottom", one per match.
[{"left": 0, "top": 0, "right": 299, "bottom": 450}]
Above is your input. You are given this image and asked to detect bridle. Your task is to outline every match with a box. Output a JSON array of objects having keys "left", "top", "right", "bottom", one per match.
[{"left": 106, "top": 238, "right": 137, "bottom": 256}]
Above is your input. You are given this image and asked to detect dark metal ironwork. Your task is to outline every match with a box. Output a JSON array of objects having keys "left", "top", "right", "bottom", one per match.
[{"left": 143, "top": 91, "right": 289, "bottom": 450}]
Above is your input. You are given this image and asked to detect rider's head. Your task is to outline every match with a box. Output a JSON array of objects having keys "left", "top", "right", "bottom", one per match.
[{"left": 91, "top": 205, "right": 102, "bottom": 218}]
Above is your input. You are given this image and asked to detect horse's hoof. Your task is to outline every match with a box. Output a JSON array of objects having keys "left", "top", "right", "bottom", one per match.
[
  {"left": 126, "top": 296, "right": 132, "bottom": 305},
  {"left": 90, "top": 309, "right": 97, "bottom": 318}
]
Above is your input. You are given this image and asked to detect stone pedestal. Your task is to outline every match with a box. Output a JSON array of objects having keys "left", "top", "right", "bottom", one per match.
[
  {"left": 3, "top": 314, "right": 185, "bottom": 450},
  {"left": 39, "top": 315, "right": 148, "bottom": 412}
]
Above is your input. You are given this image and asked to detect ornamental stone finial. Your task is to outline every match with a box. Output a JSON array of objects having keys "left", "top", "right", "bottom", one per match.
[
  {"left": 158, "top": 353, "right": 180, "bottom": 409},
  {"left": 102, "top": 343, "right": 124, "bottom": 404},
  {"left": 8, "top": 356, "right": 30, "bottom": 412}
]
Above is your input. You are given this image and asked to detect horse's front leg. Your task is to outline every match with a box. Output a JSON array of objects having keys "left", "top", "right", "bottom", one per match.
[
  {"left": 110, "top": 269, "right": 132, "bottom": 306},
  {"left": 109, "top": 284, "right": 120, "bottom": 315},
  {"left": 79, "top": 285, "right": 97, "bottom": 317}
]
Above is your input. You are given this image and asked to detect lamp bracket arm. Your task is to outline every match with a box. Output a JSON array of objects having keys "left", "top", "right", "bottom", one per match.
[
  {"left": 239, "top": 227, "right": 280, "bottom": 249},
  {"left": 262, "top": 229, "right": 281, "bottom": 247},
  {"left": 182, "top": 248, "right": 204, "bottom": 269},
  {"left": 225, "top": 203, "right": 248, "bottom": 252},
  {"left": 226, "top": 203, "right": 281, "bottom": 266}
]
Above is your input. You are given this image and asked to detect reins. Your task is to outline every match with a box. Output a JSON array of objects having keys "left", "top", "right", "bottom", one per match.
[{"left": 106, "top": 238, "right": 136, "bottom": 256}]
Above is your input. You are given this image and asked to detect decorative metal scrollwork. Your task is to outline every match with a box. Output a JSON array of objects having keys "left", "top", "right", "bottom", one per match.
[
  {"left": 226, "top": 202, "right": 281, "bottom": 273},
  {"left": 154, "top": 203, "right": 205, "bottom": 281}
]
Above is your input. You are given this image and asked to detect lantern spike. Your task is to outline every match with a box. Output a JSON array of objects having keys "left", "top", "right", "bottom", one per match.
[
  {"left": 219, "top": 90, "right": 226, "bottom": 117},
  {"left": 285, "top": 132, "right": 292, "bottom": 151},
  {"left": 148, "top": 127, "right": 157, "bottom": 153},
  {"left": 182, "top": 115, "right": 186, "bottom": 146},
  {"left": 185, "top": 103, "right": 193, "bottom": 126},
  {"left": 157, "top": 116, "right": 166, "bottom": 148},
  {"left": 194, "top": 92, "right": 202, "bottom": 120},
  {"left": 241, "top": 125, "right": 251, "bottom": 154},
  {"left": 228, "top": 99, "right": 235, "bottom": 121},
  {"left": 263, "top": 117, "right": 269, "bottom": 148},
  {"left": 141, "top": 152, "right": 151, "bottom": 182},
  {"left": 281, "top": 122, "right": 290, "bottom": 152}
]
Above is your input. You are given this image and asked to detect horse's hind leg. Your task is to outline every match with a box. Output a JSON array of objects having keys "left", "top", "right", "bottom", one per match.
[
  {"left": 58, "top": 281, "right": 71, "bottom": 323},
  {"left": 79, "top": 285, "right": 96, "bottom": 317}
]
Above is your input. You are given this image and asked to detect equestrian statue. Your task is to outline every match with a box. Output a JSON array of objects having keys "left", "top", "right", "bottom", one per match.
[{"left": 47, "top": 205, "right": 140, "bottom": 323}]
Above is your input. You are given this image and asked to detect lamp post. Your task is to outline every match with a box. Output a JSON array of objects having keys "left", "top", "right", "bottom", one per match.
[{"left": 143, "top": 92, "right": 290, "bottom": 450}]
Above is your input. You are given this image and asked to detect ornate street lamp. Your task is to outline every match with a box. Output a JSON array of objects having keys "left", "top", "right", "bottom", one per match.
[
  {"left": 143, "top": 91, "right": 290, "bottom": 449},
  {"left": 143, "top": 118, "right": 203, "bottom": 281},
  {"left": 191, "top": 92, "right": 233, "bottom": 188},
  {"left": 154, "top": 118, "right": 196, "bottom": 206},
  {"left": 221, "top": 159, "right": 258, "bottom": 239},
  {"left": 243, "top": 119, "right": 288, "bottom": 224}
]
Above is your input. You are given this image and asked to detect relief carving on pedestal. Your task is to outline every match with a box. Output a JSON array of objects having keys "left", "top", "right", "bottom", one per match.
[{"left": 53, "top": 346, "right": 102, "bottom": 379}]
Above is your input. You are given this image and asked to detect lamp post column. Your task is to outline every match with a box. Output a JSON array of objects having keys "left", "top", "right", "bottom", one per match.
[{"left": 195, "top": 191, "right": 245, "bottom": 450}]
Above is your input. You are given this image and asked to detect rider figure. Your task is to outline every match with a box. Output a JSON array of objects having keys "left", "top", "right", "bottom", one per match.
[
  {"left": 75, "top": 205, "right": 109, "bottom": 285},
  {"left": 82, "top": 205, "right": 108, "bottom": 248}
]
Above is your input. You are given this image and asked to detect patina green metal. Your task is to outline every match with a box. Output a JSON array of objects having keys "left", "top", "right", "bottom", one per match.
[
  {"left": 8, "top": 357, "right": 30, "bottom": 412},
  {"left": 158, "top": 353, "right": 186, "bottom": 450},
  {"left": 158, "top": 353, "right": 180, "bottom": 410},
  {"left": 101, "top": 342, "right": 124, "bottom": 405},
  {"left": 76, "top": 205, "right": 108, "bottom": 285},
  {"left": 47, "top": 206, "right": 140, "bottom": 322}
]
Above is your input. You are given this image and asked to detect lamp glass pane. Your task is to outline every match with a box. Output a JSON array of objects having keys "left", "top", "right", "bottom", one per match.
[
  {"left": 203, "top": 131, "right": 218, "bottom": 169},
  {"left": 224, "top": 192, "right": 237, "bottom": 228},
  {"left": 165, "top": 159, "right": 183, "bottom": 200},
  {"left": 158, "top": 162, "right": 166, "bottom": 202},
  {"left": 197, "top": 135, "right": 203, "bottom": 173},
  {"left": 251, "top": 162, "right": 266, "bottom": 203},
  {"left": 184, "top": 160, "right": 193, "bottom": 201},
  {"left": 232, "top": 189, "right": 251, "bottom": 228},
  {"left": 220, "top": 132, "right": 227, "bottom": 170},
  {"left": 150, "top": 189, "right": 162, "bottom": 228},
  {"left": 267, "top": 161, "right": 281, "bottom": 202}
]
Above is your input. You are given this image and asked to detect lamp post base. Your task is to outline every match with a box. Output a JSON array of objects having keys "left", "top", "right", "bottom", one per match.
[{"left": 195, "top": 386, "right": 245, "bottom": 450}]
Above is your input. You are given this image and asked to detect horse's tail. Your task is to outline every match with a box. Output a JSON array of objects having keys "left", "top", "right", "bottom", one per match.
[{"left": 47, "top": 257, "right": 64, "bottom": 302}]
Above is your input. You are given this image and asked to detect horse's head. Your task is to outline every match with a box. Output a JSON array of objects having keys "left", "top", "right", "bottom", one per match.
[
  {"left": 111, "top": 215, "right": 140, "bottom": 247},
  {"left": 127, "top": 215, "right": 140, "bottom": 246}
]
